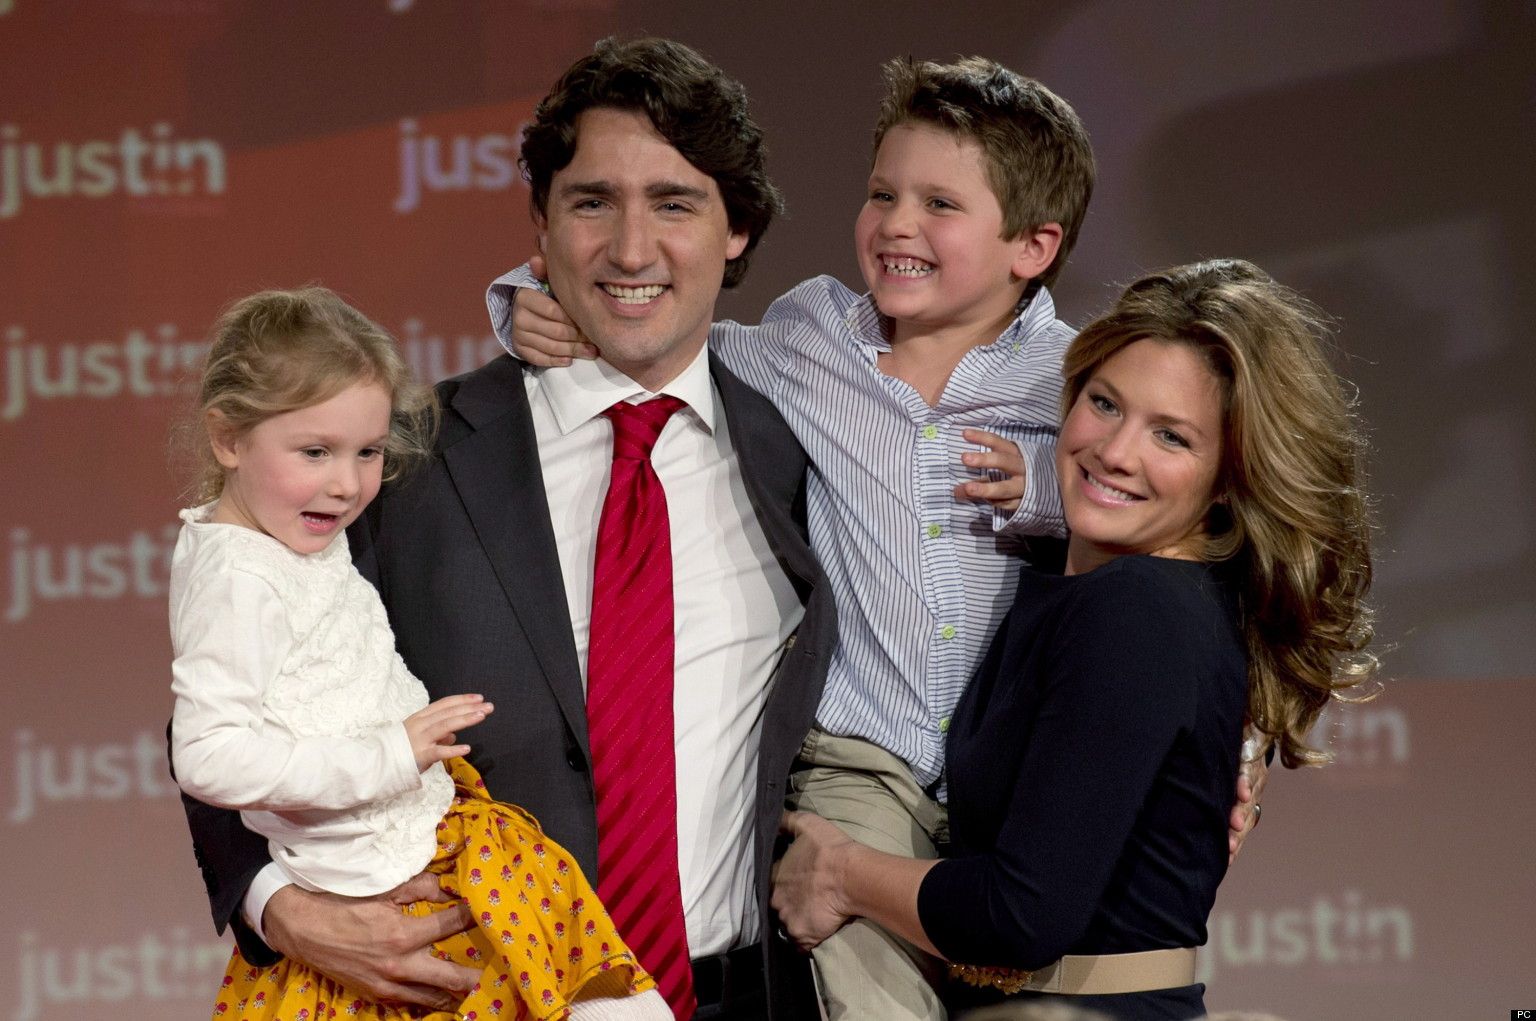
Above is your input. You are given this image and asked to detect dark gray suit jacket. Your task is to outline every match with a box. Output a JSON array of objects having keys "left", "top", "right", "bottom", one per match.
[{"left": 180, "top": 353, "right": 835, "bottom": 1019}]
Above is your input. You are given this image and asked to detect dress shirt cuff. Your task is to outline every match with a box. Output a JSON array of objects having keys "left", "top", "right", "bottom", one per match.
[
  {"left": 384, "top": 721, "right": 425, "bottom": 796},
  {"left": 241, "top": 863, "right": 290, "bottom": 947},
  {"left": 993, "top": 437, "right": 1067, "bottom": 538},
  {"left": 486, "top": 262, "right": 544, "bottom": 357}
]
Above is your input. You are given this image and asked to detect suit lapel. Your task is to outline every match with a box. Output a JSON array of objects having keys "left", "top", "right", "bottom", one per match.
[
  {"left": 441, "top": 357, "right": 590, "bottom": 751},
  {"left": 433, "top": 354, "right": 812, "bottom": 757},
  {"left": 711, "top": 354, "right": 818, "bottom": 586}
]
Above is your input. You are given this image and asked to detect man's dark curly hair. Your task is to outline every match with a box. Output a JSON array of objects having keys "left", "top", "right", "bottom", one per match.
[{"left": 520, "top": 37, "right": 783, "bottom": 289}]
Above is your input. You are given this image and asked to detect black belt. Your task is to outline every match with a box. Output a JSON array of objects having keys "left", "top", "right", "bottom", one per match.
[{"left": 691, "top": 941, "right": 764, "bottom": 1011}]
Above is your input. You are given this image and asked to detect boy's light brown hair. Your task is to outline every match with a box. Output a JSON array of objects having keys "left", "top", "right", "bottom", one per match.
[{"left": 873, "top": 56, "right": 1096, "bottom": 292}]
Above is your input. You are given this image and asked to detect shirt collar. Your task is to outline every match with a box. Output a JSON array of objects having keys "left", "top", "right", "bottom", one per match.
[
  {"left": 1012, "top": 285, "right": 1062, "bottom": 344},
  {"left": 843, "top": 284, "right": 1062, "bottom": 352},
  {"left": 489, "top": 262, "right": 716, "bottom": 435},
  {"left": 533, "top": 340, "right": 716, "bottom": 437}
]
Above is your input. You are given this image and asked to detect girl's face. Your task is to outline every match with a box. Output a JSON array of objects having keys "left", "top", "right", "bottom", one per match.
[
  {"left": 1057, "top": 339, "right": 1226, "bottom": 575},
  {"left": 210, "top": 381, "right": 392, "bottom": 555}
]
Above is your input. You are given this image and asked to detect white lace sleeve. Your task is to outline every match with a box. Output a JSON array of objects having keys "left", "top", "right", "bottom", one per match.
[{"left": 170, "top": 564, "right": 420, "bottom": 812}]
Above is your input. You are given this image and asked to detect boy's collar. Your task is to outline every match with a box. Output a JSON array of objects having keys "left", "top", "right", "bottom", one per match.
[{"left": 848, "top": 284, "right": 1060, "bottom": 352}]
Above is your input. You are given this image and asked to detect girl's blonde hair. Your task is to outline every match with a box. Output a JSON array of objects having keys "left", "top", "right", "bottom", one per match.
[
  {"left": 188, "top": 287, "right": 437, "bottom": 504},
  {"left": 1063, "top": 259, "right": 1378, "bottom": 767}
]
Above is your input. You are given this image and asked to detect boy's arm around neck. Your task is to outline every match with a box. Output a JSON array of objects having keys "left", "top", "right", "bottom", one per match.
[{"left": 711, "top": 274, "right": 855, "bottom": 399}]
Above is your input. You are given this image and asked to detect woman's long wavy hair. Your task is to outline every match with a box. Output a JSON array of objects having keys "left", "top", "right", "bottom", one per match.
[{"left": 1062, "top": 259, "right": 1378, "bottom": 767}]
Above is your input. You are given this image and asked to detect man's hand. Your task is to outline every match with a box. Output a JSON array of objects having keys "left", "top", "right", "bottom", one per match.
[
  {"left": 770, "top": 811, "right": 856, "bottom": 951},
  {"left": 263, "top": 872, "right": 479, "bottom": 1010},
  {"left": 511, "top": 254, "right": 598, "bottom": 366},
  {"left": 955, "top": 428, "right": 1027, "bottom": 513},
  {"left": 403, "top": 693, "right": 492, "bottom": 772},
  {"left": 1228, "top": 741, "right": 1270, "bottom": 866}
]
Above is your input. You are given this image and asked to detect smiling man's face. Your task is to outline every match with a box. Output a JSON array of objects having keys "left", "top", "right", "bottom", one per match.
[{"left": 536, "top": 107, "right": 748, "bottom": 392}]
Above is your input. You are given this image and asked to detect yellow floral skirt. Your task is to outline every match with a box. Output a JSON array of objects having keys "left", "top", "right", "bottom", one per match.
[{"left": 210, "top": 758, "right": 654, "bottom": 1021}]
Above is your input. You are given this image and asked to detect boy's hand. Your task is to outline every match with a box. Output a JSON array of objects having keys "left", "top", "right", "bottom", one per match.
[
  {"left": 512, "top": 254, "right": 599, "bottom": 366},
  {"left": 955, "top": 428, "right": 1026, "bottom": 513},
  {"left": 403, "top": 694, "right": 492, "bottom": 772}
]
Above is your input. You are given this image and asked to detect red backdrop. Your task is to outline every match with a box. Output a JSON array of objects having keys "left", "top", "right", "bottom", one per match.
[{"left": 4, "top": 2, "right": 1532, "bottom": 1018}]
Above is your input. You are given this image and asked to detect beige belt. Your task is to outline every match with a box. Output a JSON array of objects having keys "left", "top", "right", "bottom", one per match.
[{"left": 949, "top": 947, "right": 1197, "bottom": 996}]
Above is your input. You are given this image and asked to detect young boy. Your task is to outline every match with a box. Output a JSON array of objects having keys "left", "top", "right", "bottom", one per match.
[{"left": 502, "top": 57, "right": 1252, "bottom": 1019}]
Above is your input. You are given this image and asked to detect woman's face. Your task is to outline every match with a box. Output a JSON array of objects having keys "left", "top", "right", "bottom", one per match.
[{"left": 1057, "top": 338, "right": 1226, "bottom": 575}]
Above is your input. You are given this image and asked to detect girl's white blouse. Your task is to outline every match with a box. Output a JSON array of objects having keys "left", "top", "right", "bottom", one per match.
[{"left": 169, "top": 504, "right": 453, "bottom": 896}]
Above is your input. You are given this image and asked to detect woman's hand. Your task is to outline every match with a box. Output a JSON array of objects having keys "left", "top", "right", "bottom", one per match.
[
  {"left": 770, "top": 811, "right": 857, "bottom": 950},
  {"left": 1228, "top": 748, "right": 1270, "bottom": 865}
]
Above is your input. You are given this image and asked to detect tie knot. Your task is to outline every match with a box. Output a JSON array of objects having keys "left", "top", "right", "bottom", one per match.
[{"left": 604, "top": 396, "right": 685, "bottom": 460}]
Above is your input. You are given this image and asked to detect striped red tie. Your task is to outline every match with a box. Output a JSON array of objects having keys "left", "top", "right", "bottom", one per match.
[{"left": 586, "top": 396, "right": 696, "bottom": 1019}]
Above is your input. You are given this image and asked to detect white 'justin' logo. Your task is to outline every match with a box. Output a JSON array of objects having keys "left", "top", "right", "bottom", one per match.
[
  {"left": 394, "top": 118, "right": 523, "bottom": 214},
  {"left": 14, "top": 929, "right": 229, "bottom": 1020},
  {"left": 2, "top": 323, "right": 207, "bottom": 422},
  {"left": 5, "top": 525, "right": 179, "bottom": 623},
  {"left": 0, "top": 123, "right": 225, "bottom": 220}
]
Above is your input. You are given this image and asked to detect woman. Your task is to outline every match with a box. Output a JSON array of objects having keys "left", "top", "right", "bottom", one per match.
[{"left": 771, "top": 259, "right": 1377, "bottom": 1020}]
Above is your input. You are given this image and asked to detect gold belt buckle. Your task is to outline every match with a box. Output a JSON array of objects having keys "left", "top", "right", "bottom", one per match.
[{"left": 947, "top": 961, "right": 1035, "bottom": 995}]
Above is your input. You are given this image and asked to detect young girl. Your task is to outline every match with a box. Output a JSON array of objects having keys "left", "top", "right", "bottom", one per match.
[{"left": 170, "top": 287, "right": 669, "bottom": 1021}]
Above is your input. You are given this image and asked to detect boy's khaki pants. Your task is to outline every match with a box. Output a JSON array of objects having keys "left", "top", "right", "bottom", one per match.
[{"left": 785, "top": 728, "right": 950, "bottom": 1021}]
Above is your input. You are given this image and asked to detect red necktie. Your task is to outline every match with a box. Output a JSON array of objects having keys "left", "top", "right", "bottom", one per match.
[{"left": 586, "top": 396, "right": 696, "bottom": 1019}]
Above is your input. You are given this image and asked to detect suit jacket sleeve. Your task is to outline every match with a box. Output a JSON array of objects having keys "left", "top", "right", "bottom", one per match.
[{"left": 172, "top": 726, "right": 281, "bottom": 964}]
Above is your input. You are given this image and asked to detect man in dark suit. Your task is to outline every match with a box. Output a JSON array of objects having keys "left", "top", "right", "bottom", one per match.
[{"left": 181, "top": 37, "right": 833, "bottom": 1020}]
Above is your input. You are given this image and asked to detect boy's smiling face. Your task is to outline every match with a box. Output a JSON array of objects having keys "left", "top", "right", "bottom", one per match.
[{"left": 856, "top": 122, "right": 1046, "bottom": 343}]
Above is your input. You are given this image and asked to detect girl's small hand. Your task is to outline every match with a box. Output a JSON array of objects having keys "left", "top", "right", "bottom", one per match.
[
  {"left": 404, "top": 694, "right": 493, "bottom": 772},
  {"left": 956, "top": 428, "right": 1026, "bottom": 513},
  {"left": 512, "top": 254, "right": 599, "bottom": 366},
  {"left": 770, "top": 810, "right": 856, "bottom": 951}
]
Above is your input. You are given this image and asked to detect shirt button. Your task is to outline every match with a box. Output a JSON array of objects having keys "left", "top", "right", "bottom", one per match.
[
  {"left": 925, "top": 523, "right": 943, "bottom": 539},
  {"left": 921, "top": 424, "right": 939, "bottom": 440},
  {"left": 939, "top": 716, "right": 951, "bottom": 733},
  {"left": 940, "top": 624, "right": 957, "bottom": 640}
]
